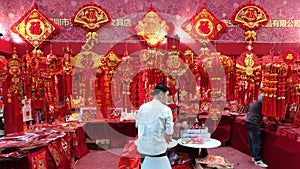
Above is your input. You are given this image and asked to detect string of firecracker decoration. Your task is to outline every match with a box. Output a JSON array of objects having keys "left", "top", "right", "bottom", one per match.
[{"left": 260, "top": 50, "right": 299, "bottom": 119}]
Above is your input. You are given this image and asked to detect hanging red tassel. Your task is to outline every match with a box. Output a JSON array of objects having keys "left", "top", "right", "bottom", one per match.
[
  {"left": 66, "top": 74, "right": 72, "bottom": 95},
  {"left": 280, "top": 97, "right": 285, "bottom": 118},
  {"left": 262, "top": 95, "right": 267, "bottom": 116},
  {"left": 50, "top": 76, "right": 56, "bottom": 101}
]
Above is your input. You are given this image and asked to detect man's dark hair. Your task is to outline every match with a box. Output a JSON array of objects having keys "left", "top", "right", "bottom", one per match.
[{"left": 153, "top": 83, "right": 170, "bottom": 95}]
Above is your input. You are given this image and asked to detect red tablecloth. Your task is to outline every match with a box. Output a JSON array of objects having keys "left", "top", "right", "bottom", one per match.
[
  {"left": 83, "top": 121, "right": 137, "bottom": 147},
  {"left": 231, "top": 120, "right": 300, "bottom": 169},
  {"left": 230, "top": 119, "right": 249, "bottom": 155},
  {"left": 73, "top": 127, "right": 89, "bottom": 159},
  {"left": 0, "top": 126, "right": 89, "bottom": 169},
  {"left": 0, "top": 157, "right": 31, "bottom": 169}
]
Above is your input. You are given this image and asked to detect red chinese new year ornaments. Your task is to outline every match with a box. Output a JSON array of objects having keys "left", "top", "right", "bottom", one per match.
[
  {"left": 10, "top": 2, "right": 60, "bottom": 49},
  {"left": 235, "top": 50, "right": 261, "bottom": 105},
  {"left": 71, "top": 3, "right": 111, "bottom": 32},
  {"left": 181, "top": 2, "right": 227, "bottom": 43},
  {"left": 282, "top": 49, "right": 298, "bottom": 65},
  {"left": 129, "top": 4, "right": 174, "bottom": 48},
  {"left": 230, "top": 0, "right": 270, "bottom": 41}
]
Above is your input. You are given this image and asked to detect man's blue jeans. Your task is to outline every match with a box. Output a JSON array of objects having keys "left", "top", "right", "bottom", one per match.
[{"left": 245, "top": 121, "right": 262, "bottom": 161}]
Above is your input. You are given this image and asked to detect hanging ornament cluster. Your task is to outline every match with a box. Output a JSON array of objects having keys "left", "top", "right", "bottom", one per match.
[
  {"left": 261, "top": 54, "right": 286, "bottom": 118},
  {"left": 230, "top": 0, "right": 270, "bottom": 42},
  {"left": 283, "top": 50, "right": 300, "bottom": 109},
  {"left": 70, "top": 2, "right": 112, "bottom": 120},
  {"left": 192, "top": 44, "right": 233, "bottom": 107},
  {"left": 10, "top": 2, "right": 60, "bottom": 49},
  {"left": 235, "top": 50, "right": 261, "bottom": 105},
  {"left": 129, "top": 4, "right": 174, "bottom": 48},
  {"left": 260, "top": 49, "right": 300, "bottom": 119},
  {"left": 1, "top": 45, "right": 75, "bottom": 126},
  {"left": 229, "top": 0, "right": 270, "bottom": 107},
  {"left": 7, "top": 47, "right": 23, "bottom": 102},
  {"left": 97, "top": 51, "right": 122, "bottom": 119},
  {"left": 181, "top": 2, "right": 227, "bottom": 43}
]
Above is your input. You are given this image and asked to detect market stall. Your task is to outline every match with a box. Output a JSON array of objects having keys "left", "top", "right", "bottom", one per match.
[
  {"left": 0, "top": 123, "right": 88, "bottom": 169},
  {"left": 0, "top": 0, "right": 299, "bottom": 168}
]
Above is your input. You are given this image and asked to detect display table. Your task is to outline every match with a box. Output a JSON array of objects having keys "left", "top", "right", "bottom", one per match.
[
  {"left": 177, "top": 138, "right": 221, "bottom": 158},
  {"left": 0, "top": 126, "right": 88, "bottom": 169},
  {"left": 176, "top": 138, "right": 221, "bottom": 169},
  {"left": 231, "top": 119, "right": 300, "bottom": 169},
  {"left": 83, "top": 120, "right": 137, "bottom": 148}
]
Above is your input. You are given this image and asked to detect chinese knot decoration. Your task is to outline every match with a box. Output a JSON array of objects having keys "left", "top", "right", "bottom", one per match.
[
  {"left": 71, "top": 3, "right": 111, "bottom": 32},
  {"left": 129, "top": 4, "right": 174, "bottom": 48},
  {"left": 11, "top": 2, "right": 60, "bottom": 48},
  {"left": 230, "top": 0, "right": 269, "bottom": 41},
  {"left": 235, "top": 51, "right": 261, "bottom": 105},
  {"left": 182, "top": 2, "right": 227, "bottom": 42}
]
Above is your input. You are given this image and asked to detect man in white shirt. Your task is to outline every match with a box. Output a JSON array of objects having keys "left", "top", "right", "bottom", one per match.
[{"left": 135, "top": 83, "right": 174, "bottom": 168}]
